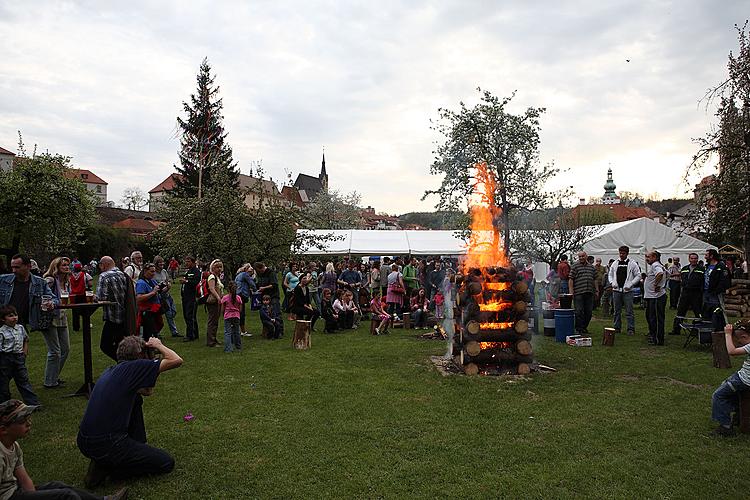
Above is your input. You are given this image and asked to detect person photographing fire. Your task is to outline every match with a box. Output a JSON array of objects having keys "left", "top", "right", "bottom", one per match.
[
  {"left": 77, "top": 336, "right": 183, "bottom": 487},
  {"left": 711, "top": 320, "right": 750, "bottom": 436}
]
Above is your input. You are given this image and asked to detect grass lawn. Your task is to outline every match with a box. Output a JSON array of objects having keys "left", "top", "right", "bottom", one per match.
[{"left": 17, "top": 286, "right": 748, "bottom": 499}]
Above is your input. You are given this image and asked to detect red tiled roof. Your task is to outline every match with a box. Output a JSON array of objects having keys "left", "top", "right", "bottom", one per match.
[
  {"left": 112, "top": 217, "right": 161, "bottom": 233},
  {"left": 573, "top": 203, "right": 660, "bottom": 222},
  {"left": 0, "top": 147, "right": 15, "bottom": 156},
  {"left": 281, "top": 186, "right": 304, "bottom": 207},
  {"left": 149, "top": 173, "right": 183, "bottom": 194},
  {"left": 64, "top": 169, "right": 107, "bottom": 185}
]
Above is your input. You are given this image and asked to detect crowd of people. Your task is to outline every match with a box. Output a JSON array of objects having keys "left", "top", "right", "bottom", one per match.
[
  {"left": 543, "top": 247, "right": 745, "bottom": 347},
  {"left": 0, "top": 244, "right": 746, "bottom": 495}
]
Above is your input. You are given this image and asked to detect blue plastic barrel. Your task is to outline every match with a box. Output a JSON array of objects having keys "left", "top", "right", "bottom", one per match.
[
  {"left": 554, "top": 308, "right": 575, "bottom": 343},
  {"left": 543, "top": 309, "right": 555, "bottom": 337}
]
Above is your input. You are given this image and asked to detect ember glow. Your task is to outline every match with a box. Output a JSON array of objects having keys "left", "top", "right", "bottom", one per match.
[
  {"left": 484, "top": 282, "right": 512, "bottom": 291},
  {"left": 479, "top": 322, "right": 514, "bottom": 330},
  {"left": 478, "top": 303, "right": 513, "bottom": 312},
  {"left": 479, "top": 342, "right": 513, "bottom": 350}
]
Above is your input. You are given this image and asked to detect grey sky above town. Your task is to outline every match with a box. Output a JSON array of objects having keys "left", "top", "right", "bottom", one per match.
[{"left": 0, "top": 1, "right": 746, "bottom": 214}]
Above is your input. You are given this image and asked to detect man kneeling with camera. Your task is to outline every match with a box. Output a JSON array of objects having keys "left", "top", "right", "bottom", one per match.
[{"left": 77, "top": 336, "right": 183, "bottom": 488}]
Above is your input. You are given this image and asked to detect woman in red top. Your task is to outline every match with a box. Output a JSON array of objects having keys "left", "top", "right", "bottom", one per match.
[{"left": 69, "top": 263, "right": 92, "bottom": 332}]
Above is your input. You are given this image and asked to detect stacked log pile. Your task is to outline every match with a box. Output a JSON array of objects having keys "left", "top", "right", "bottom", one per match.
[
  {"left": 454, "top": 266, "right": 533, "bottom": 376},
  {"left": 725, "top": 279, "right": 750, "bottom": 321}
]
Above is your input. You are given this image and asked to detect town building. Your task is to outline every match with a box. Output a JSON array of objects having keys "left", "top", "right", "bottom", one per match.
[
  {"left": 293, "top": 153, "right": 328, "bottom": 203},
  {"left": 572, "top": 168, "right": 661, "bottom": 223},
  {"left": 361, "top": 206, "right": 401, "bottom": 230},
  {"left": 64, "top": 169, "right": 108, "bottom": 205},
  {"left": 149, "top": 172, "right": 287, "bottom": 211},
  {"left": 0, "top": 146, "right": 15, "bottom": 172}
]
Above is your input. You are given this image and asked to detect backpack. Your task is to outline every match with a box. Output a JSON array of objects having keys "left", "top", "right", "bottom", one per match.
[{"left": 195, "top": 271, "right": 211, "bottom": 305}]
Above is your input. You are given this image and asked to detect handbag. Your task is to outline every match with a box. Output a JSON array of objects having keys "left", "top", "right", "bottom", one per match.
[
  {"left": 390, "top": 284, "right": 405, "bottom": 295},
  {"left": 37, "top": 307, "right": 54, "bottom": 331}
]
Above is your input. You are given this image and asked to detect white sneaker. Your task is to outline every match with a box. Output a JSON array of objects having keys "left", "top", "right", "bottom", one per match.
[{"left": 375, "top": 328, "right": 380, "bottom": 335}]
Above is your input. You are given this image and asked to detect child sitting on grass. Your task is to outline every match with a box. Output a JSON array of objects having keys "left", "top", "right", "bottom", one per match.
[
  {"left": 259, "top": 295, "right": 283, "bottom": 340},
  {"left": 0, "top": 399, "right": 127, "bottom": 499},
  {"left": 712, "top": 320, "right": 750, "bottom": 436},
  {"left": 370, "top": 290, "right": 390, "bottom": 335},
  {"left": 221, "top": 281, "right": 243, "bottom": 353},
  {"left": 0, "top": 306, "right": 39, "bottom": 407}
]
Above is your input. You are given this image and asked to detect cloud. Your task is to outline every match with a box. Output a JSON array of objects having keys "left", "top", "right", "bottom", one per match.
[{"left": 0, "top": 0, "right": 747, "bottom": 214}]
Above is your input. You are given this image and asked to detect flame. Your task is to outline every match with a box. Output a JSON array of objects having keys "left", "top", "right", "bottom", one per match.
[
  {"left": 484, "top": 282, "right": 511, "bottom": 291},
  {"left": 479, "top": 303, "right": 513, "bottom": 312},
  {"left": 479, "top": 322, "right": 514, "bottom": 330},
  {"left": 463, "top": 162, "right": 508, "bottom": 270},
  {"left": 479, "top": 341, "right": 513, "bottom": 350}
]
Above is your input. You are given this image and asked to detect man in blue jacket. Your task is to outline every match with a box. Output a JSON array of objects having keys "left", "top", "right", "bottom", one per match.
[{"left": 0, "top": 254, "right": 57, "bottom": 332}]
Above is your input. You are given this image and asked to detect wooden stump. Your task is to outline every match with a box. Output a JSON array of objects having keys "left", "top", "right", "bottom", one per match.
[
  {"left": 293, "top": 320, "right": 311, "bottom": 350},
  {"left": 711, "top": 331, "right": 731, "bottom": 369},
  {"left": 516, "top": 339, "right": 533, "bottom": 356},
  {"left": 517, "top": 363, "right": 531, "bottom": 375},
  {"left": 603, "top": 328, "right": 616, "bottom": 347},
  {"left": 403, "top": 312, "right": 411, "bottom": 329},
  {"left": 464, "top": 363, "right": 479, "bottom": 376},
  {"left": 262, "top": 323, "right": 272, "bottom": 339},
  {"left": 740, "top": 392, "right": 750, "bottom": 434}
]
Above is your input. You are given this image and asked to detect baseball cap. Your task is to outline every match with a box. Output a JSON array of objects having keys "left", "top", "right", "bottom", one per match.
[{"left": 0, "top": 400, "right": 40, "bottom": 426}]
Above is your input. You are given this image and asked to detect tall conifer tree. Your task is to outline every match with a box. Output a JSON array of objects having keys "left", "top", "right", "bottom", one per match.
[{"left": 173, "top": 58, "right": 239, "bottom": 197}]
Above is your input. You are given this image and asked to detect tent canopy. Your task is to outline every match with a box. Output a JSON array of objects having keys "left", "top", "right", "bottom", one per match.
[
  {"left": 297, "top": 229, "right": 468, "bottom": 256},
  {"left": 297, "top": 219, "right": 713, "bottom": 270}
]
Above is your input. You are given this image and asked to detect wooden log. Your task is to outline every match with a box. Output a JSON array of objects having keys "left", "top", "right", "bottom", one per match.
[
  {"left": 730, "top": 278, "right": 750, "bottom": 285},
  {"left": 726, "top": 309, "right": 742, "bottom": 317},
  {"left": 465, "top": 341, "right": 481, "bottom": 356},
  {"left": 467, "top": 282, "right": 483, "bottom": 296},
  {"left": 293, "top": 320, "right": 311, "bottom": 350},
  {"left": 730, "top": 289, "right": 750, "bottom": 296},
  {"left": 517, "top": 363, "right": 531, "bottom": 375},
  {"left": 516, "top": 339, "right": 532, "bottom": 356},
  {"left": 515, "top": 320, "right": 529, "bottom": 334},
  {"left": 513, "top": 281, "right": 529, "bottom": 294},
  {"left": 603, "top": 327, "right": 616, "bottom": 346},
  {"left": 725, "top": 304, "right": 748, "bottom": 313},
  {"left": 403, "top": 312, "right": 411, "bottom": 329},
  {"left": 464, "top": 363, "right": 479, "bottom": 376},
  {"left": 461, "top": 330, "right": 529, "bottom": 343},
  {"left": 466, "top": 320, "right": 481, "bottom": 335},
  {"left": 724, "top": 297, "right": 745, "bottom": 304},
  {"left": 711, "top": 331, "right": 731, "bottom": 369},
  {"left": 513, "top": 301, "right": 527, "bottom": 314}
]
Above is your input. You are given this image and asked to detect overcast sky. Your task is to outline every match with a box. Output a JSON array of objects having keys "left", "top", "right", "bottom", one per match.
[{"left": 0, "top": 1, "right": 746, "bottom": 214}]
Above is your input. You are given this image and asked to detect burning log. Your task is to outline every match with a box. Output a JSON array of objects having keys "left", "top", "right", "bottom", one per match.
[{"left": 463, "top": 349, "right": 534, "bottom": 364}]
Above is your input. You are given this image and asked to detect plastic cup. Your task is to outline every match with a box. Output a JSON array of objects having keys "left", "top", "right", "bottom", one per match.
[
  {"left": 60, "top": 293, "right": 69, "bottom": 305},
  {"left": 86, "top": 291, "right": 94, "bottom": 303}
]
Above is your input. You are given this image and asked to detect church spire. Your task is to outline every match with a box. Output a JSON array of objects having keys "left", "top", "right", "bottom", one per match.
[
  {"left": 602, "top": 167, "right": 620, "bottom": 204},
  {"left": 319, "top": 147, "right": 328, "bottom": 191}
]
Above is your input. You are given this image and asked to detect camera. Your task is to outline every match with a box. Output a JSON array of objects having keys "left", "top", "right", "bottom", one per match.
[{"left": 157, "top": 281, "right": 169, "bottom": 292}]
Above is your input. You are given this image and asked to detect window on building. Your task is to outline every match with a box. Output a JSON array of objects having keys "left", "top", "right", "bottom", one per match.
[{"left": 96, "top": 185, "right": 102, "bottom": 193}]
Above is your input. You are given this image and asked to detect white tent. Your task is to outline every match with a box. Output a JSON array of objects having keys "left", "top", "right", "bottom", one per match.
[
  {"left": 583, "top": 217, "right": 712, "bottom": 269},
  {"left": 297, "top": 229, "right": 467, "bottom": 256},
  {"left": 297, "top": 219, "right": 713, "bottom": 272}
]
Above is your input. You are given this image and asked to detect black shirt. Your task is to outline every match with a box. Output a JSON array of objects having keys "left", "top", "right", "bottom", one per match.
[
  {"left": 181, "top": 266, "right": 201, "bottom": 298},
  {"left": 256, "top": 269, "right": 279, "bottom": 299},
  {"left": 9, "top": 278, "right": 30, "bottom": 325},
  {"left": 616, "top": 260, "right": 629, "bottom": 289}
]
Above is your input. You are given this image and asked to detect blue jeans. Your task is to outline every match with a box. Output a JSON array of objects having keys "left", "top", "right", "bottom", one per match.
[
  {"left": 162, "top": 294, "right": 178, "bottom": 335},
  {"left": 40, "top": 325, "right": 70, "bottom": 387},
  {"left": 224, "top": 317, "right": 241, "bottom": 352},
  {"left": 612, "top": 291, "right": 635, "bottom": 333},
  {"left": 0, "top": 353, "right": 39, "bottom": 405},
  {"left": 712, "top": 372, "right": 750, "bottom": 426}
]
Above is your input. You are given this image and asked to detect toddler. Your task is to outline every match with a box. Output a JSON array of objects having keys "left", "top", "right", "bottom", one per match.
[
  {"left": 0, "top": 306, "right": 39, "bottom": 406},
  {"left": 433, "top": 291, "right": 445, "bottom": 320},
  {"left": 712, "top": 320, "right": 750, "bottom": 436},
  {"left": 259, "top": 295, "right": 283, "bottom": 339},
  {"left": 370, "top": 291, "right": 390, "bottom": 335}
]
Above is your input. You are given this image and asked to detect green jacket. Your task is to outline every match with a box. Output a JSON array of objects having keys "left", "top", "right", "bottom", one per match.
[{"left": 403, "top": 264, "right": 419, "bottom": 288}]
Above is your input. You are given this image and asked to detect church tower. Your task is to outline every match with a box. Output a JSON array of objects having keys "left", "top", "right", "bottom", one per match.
[
  {"left": 319, "top": 150, "right": 329, "bottom": 192},
  {"left": 602, "top": 168, "right": 620, "bottom": 205}
]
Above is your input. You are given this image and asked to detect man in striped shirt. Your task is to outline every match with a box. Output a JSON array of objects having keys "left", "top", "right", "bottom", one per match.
[{"left": 569, "top": 251, "right": 597, "bottom": 334}]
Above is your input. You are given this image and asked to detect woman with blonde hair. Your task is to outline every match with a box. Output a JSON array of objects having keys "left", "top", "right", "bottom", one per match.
[
  {"left": 41, "top": 256, "right": 72, "bottom": 388},
  {"left": 206, "top": 259, "right": 224, "bottom": 347}
]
